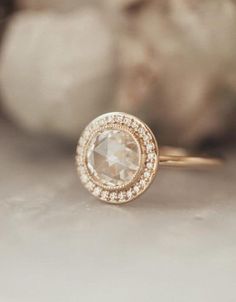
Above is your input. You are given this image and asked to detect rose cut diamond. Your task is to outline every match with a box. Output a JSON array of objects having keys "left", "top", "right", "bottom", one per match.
[{"left": 87, "top": 129, "right": 140, "bottom": 187}]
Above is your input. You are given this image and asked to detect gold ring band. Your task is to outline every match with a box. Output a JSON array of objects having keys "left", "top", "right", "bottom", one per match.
[
  {"left": 159, "top": 147, "right": 223, "bottom": 168},
  {"left": 76, "top": 112, "right": 223, "bottom": 204}
]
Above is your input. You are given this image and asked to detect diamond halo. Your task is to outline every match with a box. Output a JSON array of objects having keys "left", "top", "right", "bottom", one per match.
[{"left": 76, "top": 112, "right": 159, "bottom": 204}]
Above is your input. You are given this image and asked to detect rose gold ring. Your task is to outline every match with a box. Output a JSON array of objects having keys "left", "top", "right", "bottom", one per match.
[{"left": 76, "top": 112, "right": 222, "bottom": 204}]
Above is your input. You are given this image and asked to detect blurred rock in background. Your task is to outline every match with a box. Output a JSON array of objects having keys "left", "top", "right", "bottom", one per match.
[
  {"left": 0, "top": 0, "right": 15, "bottom": 113},
  {"left": 0, "top": 9, "right": 117, "bottom": 140},
  {"left": 116, "top": 0, "right": 236, "bottom": 146},
  {"left": 0, "top": 0, "right": 14, "bottom": 35},
  {"left": 18, "top": 0, "right": 98, "bottom": 12},
  {"left": 0, "top": 0, "right": 236, "bottom": 147}
]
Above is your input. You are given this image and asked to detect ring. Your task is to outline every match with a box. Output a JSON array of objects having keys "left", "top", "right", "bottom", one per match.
[{"left": 76, "top": 112, "right": 222, "bottom": 204}]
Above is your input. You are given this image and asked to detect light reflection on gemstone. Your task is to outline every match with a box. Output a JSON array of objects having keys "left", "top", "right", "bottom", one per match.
[{"left": 87, "top": 129, "right": 140, "bottom": 187}]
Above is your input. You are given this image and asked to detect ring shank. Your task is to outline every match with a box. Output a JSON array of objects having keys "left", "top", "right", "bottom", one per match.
[{"left": 159, "top": 147, "right": 223, "bottom": 168}]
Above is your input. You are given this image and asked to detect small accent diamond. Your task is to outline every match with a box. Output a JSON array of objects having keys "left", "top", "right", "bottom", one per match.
[
  {"left": 86, "top": 181, "right": 95, "bottom": 191},
  {"left": 148, "top": 153, "right": 156, "bottom": 161},
  {"left": 115, "top": 115, "right": 123, "bottom": 123},
  {"left": 127, "top": 189, "right": 133, "bottom": 199},
  {"left": 124, "top": 117, "right": 131, "bottom": 126},
  {"left": 101, "top": 191, "right": 109, "bottom": 200},
  {"left": 139, "top": 179, "right": 146, "bottom": 187},
  {"left": 110, "top": 192, "right": 118, "bottom": 201},
  {"left": 146, "top": 143, "right": 154, "bottom": 152},
  {"left": 77, "top": 147, "right": 83, "bottom": 157},
  {"left": 93, "top": 187, "right": 102, "bottom": 197},
  {"left": 118, "top": 192, "right": 126, "bottom": 201},
  {"left": 138, "top": 127, "right": 145, "bottom": 135},
  {"left": 146, "top": 162, "right": 153, "bottom": 169},
  {"left": 83, "top": 130, "right": 90, "bottom": 139},
  {"left": 79, "top": 137, "right": 85, "bottom": 146},
  {"left": 134, "top": 185, "right": 140, "bottom": 193},
  {"left": 81, "top": 174, "right": 89, "bottom": 184},
  {"left": 132, "top": 121, "right": 139, "bottom": 130},
  {"left": 144, "top": 171, "right": 151, "bottom": 179},
  {"left": 98, "top": 119, "right": 105, "bottom": 126}
]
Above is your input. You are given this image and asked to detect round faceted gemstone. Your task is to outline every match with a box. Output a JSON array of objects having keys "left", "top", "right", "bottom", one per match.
[{"left": 87, "top": 129, "right": 140, "bottom": 187}]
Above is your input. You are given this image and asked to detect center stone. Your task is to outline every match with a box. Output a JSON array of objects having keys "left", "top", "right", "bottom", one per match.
[{"left": 87, "top": 129, "right": 140, "bottom": 187}]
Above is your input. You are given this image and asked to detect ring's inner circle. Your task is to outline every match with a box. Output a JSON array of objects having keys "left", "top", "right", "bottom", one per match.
[{"left": 86, "top": 129, "right": 140, "bottom": 187}]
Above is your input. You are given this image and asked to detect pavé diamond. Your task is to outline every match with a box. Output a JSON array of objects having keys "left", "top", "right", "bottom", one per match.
[{"left": 87, "top": 129, "right": 140, "bottom": 187}]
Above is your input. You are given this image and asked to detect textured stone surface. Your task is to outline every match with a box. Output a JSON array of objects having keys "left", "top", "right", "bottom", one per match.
[
  {"left": 87, "top": 129, "right": 140, "bottom": 187},
  {"left": 0, "top": 119, "right": 235, "bottom": 302}
]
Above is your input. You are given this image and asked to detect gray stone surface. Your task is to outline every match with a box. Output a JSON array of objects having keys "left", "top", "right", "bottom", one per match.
[{"left": 0, "top": 118, "right": 235, "bottom": 302}]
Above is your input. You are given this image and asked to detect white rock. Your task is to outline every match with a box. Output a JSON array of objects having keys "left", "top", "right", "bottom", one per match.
[{"left": 0, "top": 9, "right": 117, "bottom": 140}]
